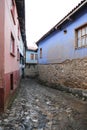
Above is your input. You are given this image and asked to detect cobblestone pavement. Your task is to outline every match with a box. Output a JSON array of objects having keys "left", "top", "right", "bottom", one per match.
[{"left": 0, "top": 78, "right": 87, "bottom": 130}]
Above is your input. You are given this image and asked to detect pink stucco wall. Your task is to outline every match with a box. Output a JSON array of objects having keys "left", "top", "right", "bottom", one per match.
[
  {"left": 0, "top": 0, "right": 5, "bottom": 111},
  {"left": 0, "top": 0, "right": 4, "bottom": 84},
  {"left": 0, "top": 0, "right": 21, "bottom": 111},
  {"left": 4, "top": 0, "right": 20, "bottom": 74}
]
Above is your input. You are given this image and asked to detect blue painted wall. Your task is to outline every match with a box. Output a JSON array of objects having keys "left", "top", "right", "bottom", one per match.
[
  {"left": 38, "top": 6, "right": 87, "bottom": 64},
  {"left": 26, "top": 50, "right": 38, "bottom": 64}
]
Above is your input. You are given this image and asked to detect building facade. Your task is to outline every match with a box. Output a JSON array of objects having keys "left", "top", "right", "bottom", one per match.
[
  {"left": 36, "top": 0, "right": 87, "bottom": 90},
  {"left": 25, "top": 49, "right": 38, "bottom": 78},
  {"left": 26, "top": 49, "right": 38, "bottom": 64},
  {"left": 0, "top": 0, "right": 26, "bottom": 111}
]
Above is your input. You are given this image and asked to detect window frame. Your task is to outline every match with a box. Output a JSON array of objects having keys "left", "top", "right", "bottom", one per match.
[
  {"left": 75, "top": 23, "right": 87, "bottom": 49},
  {"left": 35, "top": 54, "right": 38, "bottom": 60},
  {"left": 30, "top": 53, "right": 34, "bottom": 60}
]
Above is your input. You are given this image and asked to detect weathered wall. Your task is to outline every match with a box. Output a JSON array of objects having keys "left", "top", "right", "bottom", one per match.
[
  {"left": 0, "top": 0, "right": 5, "bottom": 111},
  {"left": 4, "top": 0, "right": 20, "bottom": 73},
  {"left": 0, "top": 0, "right": 5, "bottom": 83},
  {"left": 25, "top": 64, "right": 38, "bottom": 78},
  {"left": 38, "top": 57, "right": 87, "bottom": 89},
  {"left": 26, "top": 50, "right": 38, "bottom": 64},
  {"left": 37, "top": 6, "right": 87, "bottom": 64},
  {"left": 0, "top": 0, "right": 22, "bottom": 111}
]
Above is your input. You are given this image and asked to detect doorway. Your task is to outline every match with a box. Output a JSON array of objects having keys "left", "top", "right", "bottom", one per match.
[{"left": 10, "top": 73, "right": 13, "bottom": 90}]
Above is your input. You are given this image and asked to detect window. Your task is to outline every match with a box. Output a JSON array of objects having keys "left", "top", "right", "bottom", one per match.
[
  {"left": 35, "top": 54, "right": 38, "bottom": 60},
  {"left": 10, "top": 33, "right": 15, "bottom": 56},
  {"left": 75, "top": 24, "right": 87, "bottom": 48},
  {"left": 11, "top": 0, "right": 16, "bottom": 24},
  {"left": 40, "top": 48, "right": 42, "bottom": 58},
  {"left": 30, "top": 53, "right": 34, "bottom": 60}
]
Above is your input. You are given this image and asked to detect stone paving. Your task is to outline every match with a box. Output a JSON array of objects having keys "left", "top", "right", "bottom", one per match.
[{"left": 0, "top": 78, "right": 87, "bottom": 130}]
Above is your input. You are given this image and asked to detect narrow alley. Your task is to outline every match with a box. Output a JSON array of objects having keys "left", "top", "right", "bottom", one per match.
[{"left": 0, "top": 78, "right": 87, "bottom": 130}]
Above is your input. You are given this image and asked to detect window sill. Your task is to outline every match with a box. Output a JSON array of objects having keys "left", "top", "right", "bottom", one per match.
[{"left": 75, "top": 45, "right": 87, "bottom": 50}]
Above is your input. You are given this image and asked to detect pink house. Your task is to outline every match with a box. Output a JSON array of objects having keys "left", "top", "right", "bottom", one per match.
[{"left": 0, "top": 0, "right": 26, "bottom": 111}]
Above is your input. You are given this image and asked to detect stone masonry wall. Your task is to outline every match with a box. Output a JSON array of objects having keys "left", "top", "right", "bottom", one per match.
[
  {"left": 25, "top": 64, "right": 38, "bottom": 78},
  {"left": 38, "top": 58, "right": 87, "bottom": 90}
]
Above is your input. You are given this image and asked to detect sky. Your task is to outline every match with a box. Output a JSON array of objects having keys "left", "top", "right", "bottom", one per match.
[{"left": 25, "top": 0, "right": 82, "bottom": 49}]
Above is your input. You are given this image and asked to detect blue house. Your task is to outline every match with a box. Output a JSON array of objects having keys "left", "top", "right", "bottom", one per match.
[
  {"left": 37, "top": 0, "right": 87, "bottom": 64},
  {"left": 26, "top": 49, "right": 38, "bottom": 64},
  {"left": 36, "top": 0, "right": 87, "bottom": 90},
  {"left": 25, "top": 49, "right": 38, "bottom": 78}
]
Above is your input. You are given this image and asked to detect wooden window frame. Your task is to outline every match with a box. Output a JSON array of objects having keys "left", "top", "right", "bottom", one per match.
[
  {"left": 75, "top": 23, "right": 87, "bottom": 49},
  {"left": 30, "top": 53, "right": 34, "bottom": 60},
  {"left": 35, "top": 54, "right": 38, "bottom": 60}
]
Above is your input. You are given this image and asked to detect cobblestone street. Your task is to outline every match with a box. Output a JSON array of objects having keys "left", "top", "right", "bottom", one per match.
[{"left": 0, "top": 78, "right": 87, "bottom": 130}]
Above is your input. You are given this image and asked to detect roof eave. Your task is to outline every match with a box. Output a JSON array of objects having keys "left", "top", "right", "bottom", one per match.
[
  {"left": 36, "top": 0, "right": 87, "bottom": 45},
  {"left": 15, "top": 0, "right": 27, "bottom": 47}
]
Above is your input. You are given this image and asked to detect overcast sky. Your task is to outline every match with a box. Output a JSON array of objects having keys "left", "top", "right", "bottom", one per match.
[{"left": 25, "top": 0, "right": 82, "bottom": 49}]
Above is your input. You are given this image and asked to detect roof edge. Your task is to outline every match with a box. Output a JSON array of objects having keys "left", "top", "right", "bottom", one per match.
[{"left": 36, "top": 0, "right": 87, "bottom": 45}]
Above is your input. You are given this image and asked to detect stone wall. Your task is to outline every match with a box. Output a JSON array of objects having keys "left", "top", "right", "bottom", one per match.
[
  {"left": 25, "top": 64, "right": 38, "bottom": 78},
  {"left": 38, "top": 58, "right": 87, "bottom": 89}
]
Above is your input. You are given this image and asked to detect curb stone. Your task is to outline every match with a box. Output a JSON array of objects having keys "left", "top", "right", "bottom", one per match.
[{"left": 38, "top": 79, "right": 87, "bottom": 101}]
